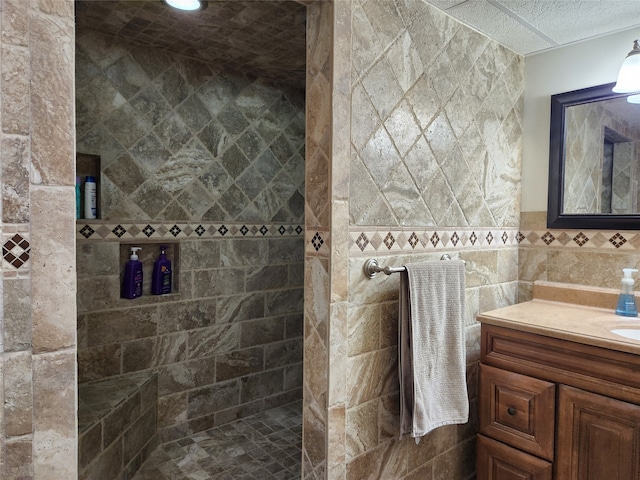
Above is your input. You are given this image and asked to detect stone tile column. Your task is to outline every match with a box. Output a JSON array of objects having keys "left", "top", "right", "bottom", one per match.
[{"left": 0, "top": 0, "right": 77, "bottom": 477}]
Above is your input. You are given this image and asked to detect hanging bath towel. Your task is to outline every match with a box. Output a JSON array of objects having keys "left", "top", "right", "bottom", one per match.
[{"left": 399, "top": 260, "right": 469, "bottom": 440}]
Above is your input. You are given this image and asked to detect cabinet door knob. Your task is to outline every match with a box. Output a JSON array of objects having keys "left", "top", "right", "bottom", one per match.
[{"left": 507, "top": 407, "right": 516, "bottom": 416}]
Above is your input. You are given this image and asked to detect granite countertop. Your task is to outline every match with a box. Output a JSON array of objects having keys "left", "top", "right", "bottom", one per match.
[{"left": 477, "top": 281, "right": 640, "bottom": 355}]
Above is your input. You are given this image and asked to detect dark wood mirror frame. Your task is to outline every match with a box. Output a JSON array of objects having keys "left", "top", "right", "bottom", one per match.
[{"left": 547, "top": 82, "right": 640, "bottom": 230}]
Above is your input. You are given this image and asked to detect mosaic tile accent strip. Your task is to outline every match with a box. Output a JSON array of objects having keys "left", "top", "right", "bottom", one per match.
[
  {"left": 3, "top": 231, "right": 30, "bottom": 271},
  {"left": 348, "top": 228, "right": 520, "bottom": 255},
  {"left": 519, "top": 230, "right": 640, "bottom": 250},
  {"left": 346, "top": 227, "right": 640, "bottom": 254},
  {"left": 77, "top": 222, "right": 304, "bottom": 241}
]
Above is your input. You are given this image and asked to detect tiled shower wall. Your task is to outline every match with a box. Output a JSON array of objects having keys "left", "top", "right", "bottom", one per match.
[
  {"left": 320, "top": 1, "right": 523, "bottom": 478},
  {"left": 76, "top": 29, "right": 305, "bottom": 223},
  {"left": 77, "top": 236, "right": 303, "bottom": 443},
  {"left": 0, "top": 0, "right": 77, "bottom": 478},
  {"left": 75, "top": 27, "right": 305, "bottom": 443}
]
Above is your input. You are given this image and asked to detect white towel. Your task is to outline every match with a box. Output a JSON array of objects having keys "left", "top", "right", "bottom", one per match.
[{"left": 399, "top": 260, "right": 469, "bottom": 440}]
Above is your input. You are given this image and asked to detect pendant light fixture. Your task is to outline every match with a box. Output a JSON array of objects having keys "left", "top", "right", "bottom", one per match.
[
  {"left": 613, "top": 40, "right": 640, "bottom": 94},
  {"left": 164, "top": 0, "right": 207, "bottom": 11}
]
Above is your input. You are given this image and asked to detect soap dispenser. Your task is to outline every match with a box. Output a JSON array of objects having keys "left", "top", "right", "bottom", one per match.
[
  {"left": 122, "top": 247, "right": 143, "bottom": 299},
  {"left": 615, "top": 268, "right": 638, "bottom": 317},
  {"left": 151, "top": 245, "right": 172, "bottom": 295}
]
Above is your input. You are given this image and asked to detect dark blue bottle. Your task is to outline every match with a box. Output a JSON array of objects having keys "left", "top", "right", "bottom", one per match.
[{"left": 152, "top": 245, "right": 172, "bottom": 295}]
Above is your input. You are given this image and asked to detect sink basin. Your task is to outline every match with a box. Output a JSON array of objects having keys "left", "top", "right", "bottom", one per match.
[{"left": 611, "top": 328, "right": 640, "bottom": 341}]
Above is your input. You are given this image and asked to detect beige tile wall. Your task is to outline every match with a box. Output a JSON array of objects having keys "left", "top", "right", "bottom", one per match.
[
  {"left": 0, "top": 0, "right": 78, "bottom": 478},
  {"left": 519, "top": 211, "right": 640, "bottom": 301},
  {"left": 303, "top": 0, "right": 525, "bottom": 479},
  {"left": 302, "top": 1, "right": 333, "bottom": 478}
]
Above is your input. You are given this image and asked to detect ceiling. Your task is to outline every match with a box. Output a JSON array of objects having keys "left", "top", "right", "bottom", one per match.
[
  {"left": 424, "top": 0, "right": 640, "bottom": 55},
  {"left": 75, "top": 0, "right": 640, "bottom": 90},
  {"left": 74, "top": 1, "right": 307, "bottom": 88}
]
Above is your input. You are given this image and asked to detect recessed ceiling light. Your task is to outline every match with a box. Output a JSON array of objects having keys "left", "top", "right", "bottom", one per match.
[{"left": 164, "top": 0, "right": 207, "bottom": 11}]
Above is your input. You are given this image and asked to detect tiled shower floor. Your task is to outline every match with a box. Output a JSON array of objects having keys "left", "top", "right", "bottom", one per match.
[{"left": 132, "top": 402, "right": 302, "bottom": 480}]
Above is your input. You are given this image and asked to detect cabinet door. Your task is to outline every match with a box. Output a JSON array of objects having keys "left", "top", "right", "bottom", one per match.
[
  {"left": 477, "top": 434, "right": 553, "bottom": 480},
  {"left": 556, "top": 385, "right": 640, "bottom": 480}
]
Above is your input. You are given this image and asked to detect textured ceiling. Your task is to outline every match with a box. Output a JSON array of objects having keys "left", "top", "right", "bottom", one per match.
[
  {"left": 74, "top": 0, "right": 307, "bottom": 89},
  {"left": 424, "top": 0, "right": 640, "bottom": 55}
]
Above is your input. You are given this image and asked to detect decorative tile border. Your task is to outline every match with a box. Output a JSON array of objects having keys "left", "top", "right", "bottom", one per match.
[
  {"left": 340, "top": 226, "right": 640, "bottom": 255},
  {"left": 518, "top": 230, "right": 640, "bottom": 250},
  {"left": 77, "top": 222, "right": 304, "bottom": 241},
  {"left": 3, "top": 225, "right": 30, "bottom": 275},
  {"left": 347, "top": 227, "right": 520, "bottom": 255},
  {"left": 78, "top": 223, "right": 640, "bottom": 254}
]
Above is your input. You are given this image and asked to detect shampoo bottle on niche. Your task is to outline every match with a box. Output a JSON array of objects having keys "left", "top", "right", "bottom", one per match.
[
  {"left": 75, "top": 176, "right": 81, "bottom": 220},
  {"left": 122, "top": 247, "right": 143, "bottom": 299},
  {"left": 152, "top": 245, "right": 172, "bottom": 295},
  {"left": 84, "top": 175, "right": 97, "bottom": 219},
  {"left": 615, "top": 268, "right": 638, "bottom": 317}
]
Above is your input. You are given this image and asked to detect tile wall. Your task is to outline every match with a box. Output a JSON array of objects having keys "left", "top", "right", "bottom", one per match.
[
  {"left": 0, "top": 0, "right": 78, "bottom": 478},
  {"left": 302, "top": 1, "right": 334, "bottom": 478},
  {"left": 77, "top": 235, "right": 304, "bottom": 443},
  {"left": 302, "top": 1, "right": 525, "bottom": 479},
  {"left": 519, "top": 211, "right": 640, "bottom": 299},
  {"left": 76, "top": 29, "right": 305, "bottom": 223},
  {"left": 75, "top": 26, "right": 306, "bottom": 444}
]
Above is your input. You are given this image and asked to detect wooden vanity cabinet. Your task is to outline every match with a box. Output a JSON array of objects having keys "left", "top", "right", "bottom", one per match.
[{"left": 477, "top": 324, "right": 640, "bottom": 480}]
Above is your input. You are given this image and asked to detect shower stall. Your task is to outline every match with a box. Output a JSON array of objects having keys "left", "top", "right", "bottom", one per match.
[{"left": 74, "top": 2, "right": 307, "bottom": 478}]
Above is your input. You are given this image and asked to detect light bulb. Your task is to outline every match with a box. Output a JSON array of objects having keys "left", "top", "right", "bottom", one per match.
[{"left": 165, "top": 0, "right": 202, "bottom": 11}]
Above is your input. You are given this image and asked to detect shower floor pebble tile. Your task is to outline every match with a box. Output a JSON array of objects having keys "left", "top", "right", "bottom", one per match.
[{"left": 132, "top": 402, "right": 302, "bottom": 480}]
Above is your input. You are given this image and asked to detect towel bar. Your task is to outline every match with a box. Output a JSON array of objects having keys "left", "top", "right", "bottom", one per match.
[{"left": 364, "top": 254, "right": 465, "bottom": 279}]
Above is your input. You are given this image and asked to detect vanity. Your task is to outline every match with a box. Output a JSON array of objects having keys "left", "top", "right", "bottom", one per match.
[{"left": 476, "top": 282, "right": 640, "bottom": 480}]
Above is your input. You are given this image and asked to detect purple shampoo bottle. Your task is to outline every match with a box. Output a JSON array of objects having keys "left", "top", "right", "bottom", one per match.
[
  {"left": 152, "top": 245, "right": 172, "bottom": 295},
  {"left": 122, "top": 247, "right": 143, "bottom": 299}
]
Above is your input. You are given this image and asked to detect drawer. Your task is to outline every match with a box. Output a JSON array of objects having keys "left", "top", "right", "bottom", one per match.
[
  {"left": 477, "top": 434, "right": 552, "bottom": 480},
  {"left": 479, "top": 364, "right": 555, "bottom": 461},
  {"left": 480, "top": 324, "right": 640, "bottom": 405}
]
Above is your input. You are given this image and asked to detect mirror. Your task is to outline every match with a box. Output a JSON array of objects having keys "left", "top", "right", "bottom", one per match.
[{"left": 548, "top": 82, "right": 640, "bottom": 229}]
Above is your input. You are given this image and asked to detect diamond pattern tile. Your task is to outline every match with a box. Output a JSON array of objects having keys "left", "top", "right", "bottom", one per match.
[
  {"left": 76, "top": 23, "right": 305, "bottom": 224},
  {"left": 350, "top": 3, "right": 523, "bottom": 228},
  {"left": 3, "top": 234, "right": 30, "bottom": 270}
]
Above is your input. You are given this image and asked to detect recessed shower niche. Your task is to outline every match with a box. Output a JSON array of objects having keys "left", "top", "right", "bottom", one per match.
[
  {"left": 76, "top": 153, "right": 101, "bottom": 220},
  {"left": 119, "top": 242, "right": 180, "bottom": 299}
]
